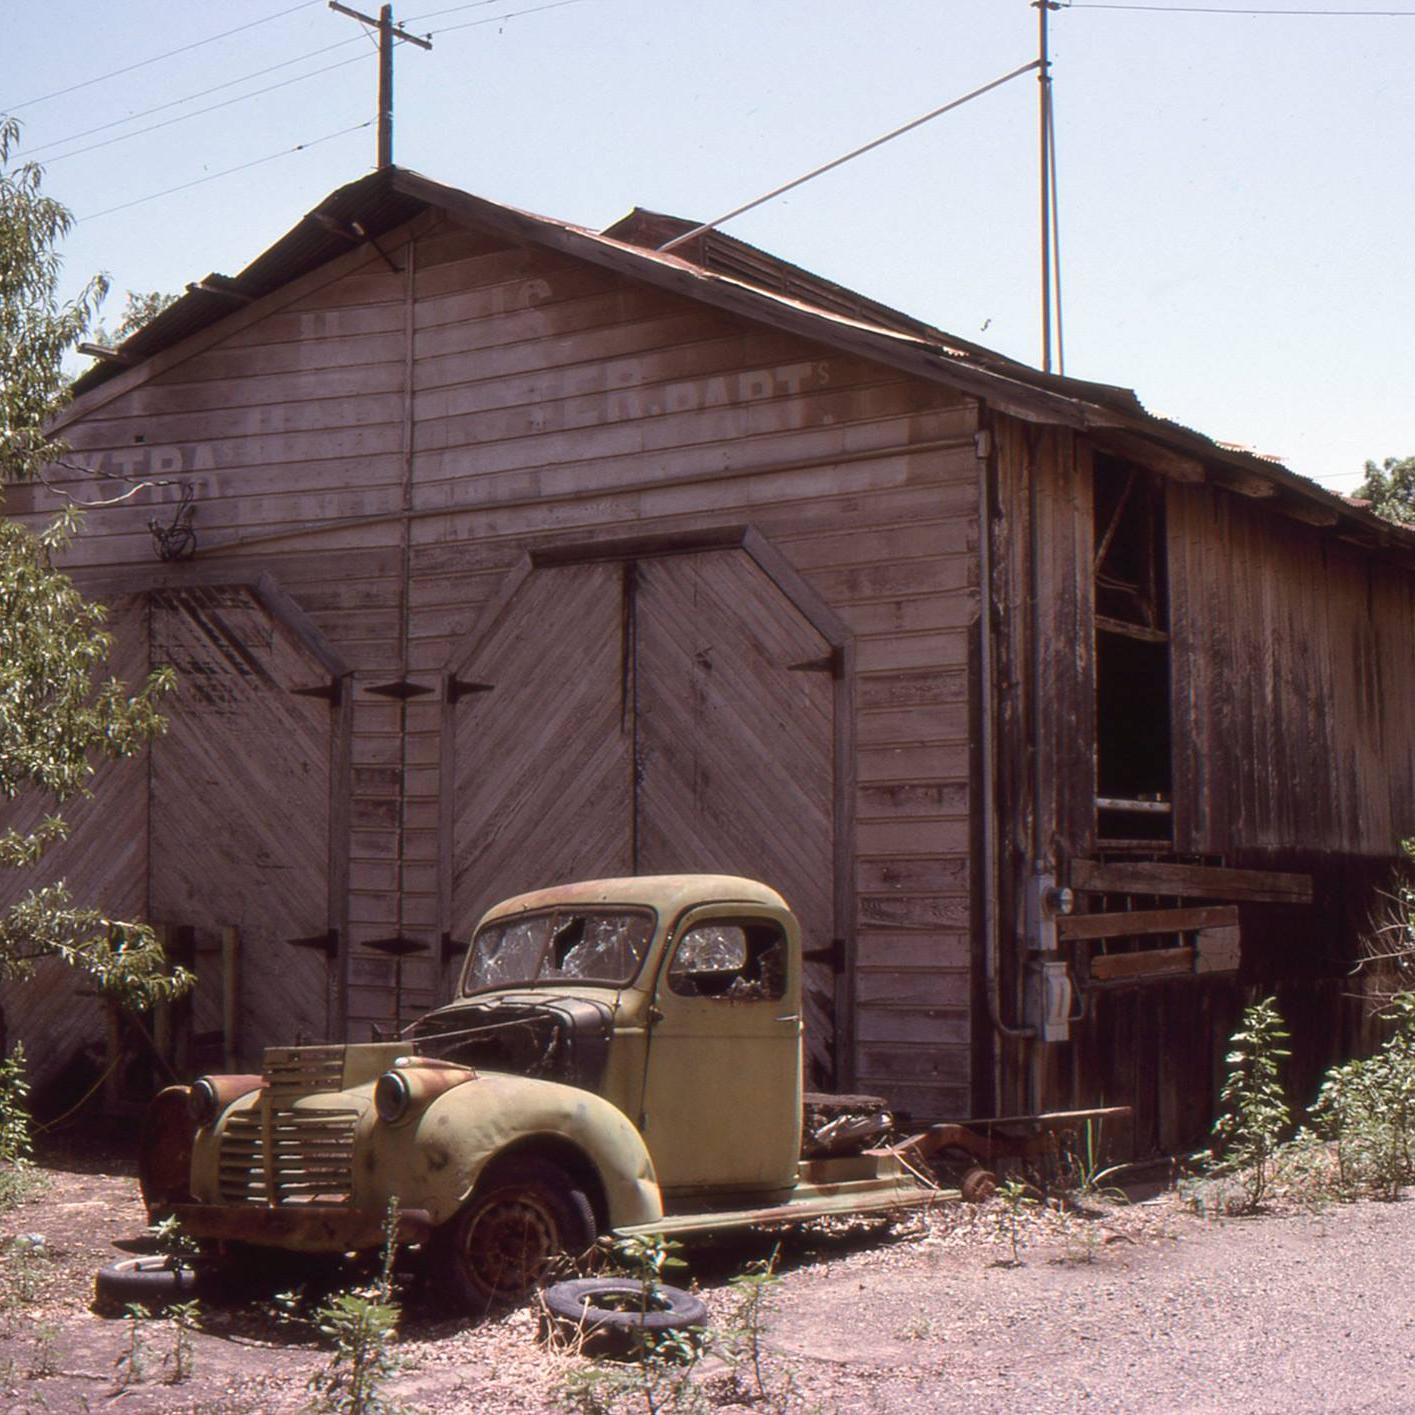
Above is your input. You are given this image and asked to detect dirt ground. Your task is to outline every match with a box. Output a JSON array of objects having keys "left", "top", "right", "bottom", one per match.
[{"left": 3, "top": 1138, "right": 1414, "bottom": 1414}]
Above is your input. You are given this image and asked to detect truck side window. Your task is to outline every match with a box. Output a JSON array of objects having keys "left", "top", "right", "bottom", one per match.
[{"left": 668, "top": 920, "right": 786, "bottom": 1001}]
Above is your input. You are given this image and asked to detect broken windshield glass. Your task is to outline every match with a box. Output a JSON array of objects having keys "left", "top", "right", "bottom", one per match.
[{"left": 462, "top": 909, "right": 655, "bottom": 994}]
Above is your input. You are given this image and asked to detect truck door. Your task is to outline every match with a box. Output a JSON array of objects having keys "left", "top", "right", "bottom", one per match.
[{"left": 639, "top": 904, "right": 802, "bottom": 1197}]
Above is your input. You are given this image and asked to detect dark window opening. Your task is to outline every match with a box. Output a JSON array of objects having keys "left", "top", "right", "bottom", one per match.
[
  {"left": 1094, "top": 455, "right": 1167, "bottom": 631},
  {"left": 1093, "top": 455, "right": 1173, "bottom": 844}
]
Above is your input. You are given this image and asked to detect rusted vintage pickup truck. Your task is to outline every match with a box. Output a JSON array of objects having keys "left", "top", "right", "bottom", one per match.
[{"left": 140, "top": 876, "right": 945, "bottom": 1308}]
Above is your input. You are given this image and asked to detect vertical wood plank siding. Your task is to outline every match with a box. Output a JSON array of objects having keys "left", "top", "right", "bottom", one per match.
[
  {"left": 6, "top": 217, "right": 980, "bottom": 1119},
  {"left": 1169, "top": 484, "right": 1415, "bottom": 854},
  {"left": 989, "top": 432, "right": 1415, "bottom": 1145}
]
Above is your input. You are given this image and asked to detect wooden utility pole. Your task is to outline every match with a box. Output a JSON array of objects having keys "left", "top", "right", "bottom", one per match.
[{"left": 329, "top": 2, "right": 432, "bottom": 169}]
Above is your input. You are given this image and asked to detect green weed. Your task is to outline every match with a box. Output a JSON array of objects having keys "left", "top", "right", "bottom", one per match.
[
  {"left": 1308, "top": 992, "right": 1415, "bottom": 1199},
  {"left": 1202, "top": 997, "right": 1291, "bottom": 1212},
  {"left": 114, "top": 1303, "right": 149, "bottom": 1387},
  {"left": 992, "top": 1178, "right": 1038, "bottom": 1265},
  {"left": 0, "top": 1045, "right": 34, "bottom": 1213},
  {"left": 163, "top": 1299, "right": 200, "bottom": 1384},
  {"left": 302, "top": 1197, "right": 412, "bottom": 1415}
]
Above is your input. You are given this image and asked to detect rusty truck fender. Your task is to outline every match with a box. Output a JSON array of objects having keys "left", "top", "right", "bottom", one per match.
[{"left": 357, "top": 1070, "right": 664, "bottom": 1230}]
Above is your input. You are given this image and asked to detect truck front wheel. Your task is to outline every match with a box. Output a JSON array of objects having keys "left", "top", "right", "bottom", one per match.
[{"left": 433, "top": 1157, "right": 596, "bottom": 1311}]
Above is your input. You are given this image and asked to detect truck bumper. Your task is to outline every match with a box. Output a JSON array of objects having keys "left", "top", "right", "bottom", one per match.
[{"left": 168, "top": 1203, "right": 433, "bottom": 1253}]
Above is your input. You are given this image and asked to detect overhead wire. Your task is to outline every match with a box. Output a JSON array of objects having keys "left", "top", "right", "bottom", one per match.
[
  {"left": 79, "top": 120, "right": 373, "bottom": 223},
  {"left": 424, "top": 0, "right": 591, "bottom": 38},
  {"left": 658, "top": 59, "right": 1041, "bottom": 253},
  {"left": 2, "top": 0, "right": 326, "bottom": 113},
  {"left": 22, "top": 0, "right": 585, "bottom": 232},
  {"left": 1063, "top": 4, "right": 1415, "bottom": 15},
  {"left": 22, "top": 37, "right": 369, "bottom": 159},
  {"left": 41, "top": 52, "right": 377, "bottom": 167},
  {"left": 34, "top": 0, "right": 589, "bottom": 167},
  {"left": 404, "top": 0, "right": 510, "bottom": 22}
]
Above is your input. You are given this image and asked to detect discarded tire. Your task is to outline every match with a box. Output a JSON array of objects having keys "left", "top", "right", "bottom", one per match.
[
  {"left": 541, "top": 1278, "right": 709, "bottom": 1357},
  {"left": 960, "top": 1166, "right": 999, "bottom": 1204},
  {"left": 94, "top": 1256, "right": 203, "bottom": 1312}
]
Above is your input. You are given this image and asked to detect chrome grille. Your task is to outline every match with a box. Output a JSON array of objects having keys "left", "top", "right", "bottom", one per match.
[
  {"left": 263, "top": 1045, "right": 346, "bottom": 1099},
  {"left": 218, "top": 1046, "right": 358, "bottom": 1205}
]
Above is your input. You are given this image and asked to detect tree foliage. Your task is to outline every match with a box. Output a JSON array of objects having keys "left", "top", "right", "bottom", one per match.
[
  {"left": 0, "top": 118, "right": 107, "bottom": 486},
  {"left": 1355, "top": 455, "right": 1415, "bottom": 527},
  {"left": 0, "top": 117, "right": 190, "bottom": 1021},
  {"left": 90, "top": 289, "right": 178, "bottom": 351}
]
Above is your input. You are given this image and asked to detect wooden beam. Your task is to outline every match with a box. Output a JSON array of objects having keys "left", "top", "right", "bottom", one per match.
[
  {"left": 76, "top": 342, "right": 135, "bottom": 365},
  {"left": 254, "top": 572, "right": 352, "bottom": 681},
  {"left": 1057, "top": 904, "right": 1237, "bottom": 942},
  {"left": 1276, "top": 497, "right": 1340, "bottom": 528},
  {"left": 1091, "top": 429, "right": 1205, "bottom": 483},
  {"left": 1089, "top": 946, "right": 1194, "bottom": 982},
  {"left": 1213, "top": 469, "right": 1277, "bottom": 499},
  {"left": 1071, "top": 859, "right": 1312, "bottom": 904},
  {"left": 530, "top": 524, "right": 747, "bottom": 566}
]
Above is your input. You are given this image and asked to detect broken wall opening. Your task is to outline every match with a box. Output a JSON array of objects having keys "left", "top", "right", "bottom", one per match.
[{"left": 1093, "top": 455, "right": 1173, "bottom": 845}]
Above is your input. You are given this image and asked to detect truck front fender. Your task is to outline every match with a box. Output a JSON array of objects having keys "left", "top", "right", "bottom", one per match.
[{"left": 359, "top": 1072, "right": 662, "bottom": 1230}]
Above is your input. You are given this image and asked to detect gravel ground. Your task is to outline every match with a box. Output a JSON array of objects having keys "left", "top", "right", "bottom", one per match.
[{"left": 2, "top": 1147, "right": 1413, "bottom": 1413}]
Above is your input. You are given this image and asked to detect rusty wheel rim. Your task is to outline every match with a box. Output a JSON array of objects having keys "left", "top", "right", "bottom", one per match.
[{"left": 461, "top": 1189, "right": 561, "bottom": 1302}]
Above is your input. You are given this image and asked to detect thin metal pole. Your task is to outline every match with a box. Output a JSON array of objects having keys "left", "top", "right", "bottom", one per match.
[
  {"left": 378, "top": 3, "right": 394, "bottom": 168},
  {"left": 1038, "top": 0, "right": 1053, "bottom": 374},
  {"left": 1049, "top": 84, "right": 1066, "bottom": 375}
]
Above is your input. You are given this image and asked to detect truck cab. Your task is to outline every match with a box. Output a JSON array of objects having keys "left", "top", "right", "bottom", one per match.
[{"left": 410, "top": 875, "right": 802, "bottom": 1199}]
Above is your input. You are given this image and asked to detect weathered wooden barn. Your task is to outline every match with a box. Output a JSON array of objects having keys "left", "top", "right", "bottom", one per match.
[{"left": 5, "top": 166, "right": 1414, "bottom": 1152}]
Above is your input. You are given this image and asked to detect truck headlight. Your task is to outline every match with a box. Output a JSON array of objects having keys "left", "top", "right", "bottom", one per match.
[
  {"left": 375, "top": 1070, "right": 412, "bottom": 1124},
  {"left": 189, "top": 1077, "right": 221, "bottom": 1126},
  {"left": 188, "top": 1074, "right": 265, "bottom": 1126}
]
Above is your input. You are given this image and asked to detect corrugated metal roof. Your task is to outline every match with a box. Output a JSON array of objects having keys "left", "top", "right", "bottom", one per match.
[
  {"left": 71, "top": 168, "right": 420, "bottom": 397},
  {"left": 63, "top": 166, "right": 1409, "bottom": 554}
]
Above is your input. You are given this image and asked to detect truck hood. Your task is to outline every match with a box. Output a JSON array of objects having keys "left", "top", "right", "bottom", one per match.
[{"left": 407, "top": 993, "right": 615, "bottom": 1092}]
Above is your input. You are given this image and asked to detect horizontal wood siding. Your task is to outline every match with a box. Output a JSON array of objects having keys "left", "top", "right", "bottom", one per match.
[{"left": 15, "top": 214, "right": 980, "bottom": 1118}]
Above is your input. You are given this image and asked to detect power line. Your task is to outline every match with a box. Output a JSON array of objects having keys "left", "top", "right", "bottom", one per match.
[
  {"left": 427, "top": 0, "right": 590, "bottom": 38},
  {"left": 659, "top": 59, "right": 1041, "bottom": 254},
  {"left": 1064, "top": 4, "right": 1415, "bottom": 14},
  {"left": 23, "top": 0, "right": 590, "bottom": 167},
  {"left": 404, "top": 0, "right": 507, "bottom": 21},
  {"left": 2, "top": 1, "right": 325, "bottom": 114},
  {"left": 79, "top": 121, "right": 373, "bottom": 223},
  {"left": 42, "top": 52, "right": 376, "bottom": 168},
  {"left": 24, "top": 37, "right": 368, "bottom": 160}
]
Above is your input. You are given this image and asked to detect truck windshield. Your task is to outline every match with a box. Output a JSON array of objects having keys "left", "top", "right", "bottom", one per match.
[{"left": 461, "top": 908, "right": 656, "bottom": 994}]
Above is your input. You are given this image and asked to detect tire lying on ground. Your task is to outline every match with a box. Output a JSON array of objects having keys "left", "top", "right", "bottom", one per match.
[
  {"left": 541, "top": 1278, "right": 710, "bottom": 1357},
  {"left": 94, "top": 1256, "right": 204, "bottom": 1312}
]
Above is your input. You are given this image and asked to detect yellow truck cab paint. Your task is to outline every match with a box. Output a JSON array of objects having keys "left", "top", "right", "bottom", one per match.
[{"left": 141, "top": 875, "right": 944, "bottom": 1309}]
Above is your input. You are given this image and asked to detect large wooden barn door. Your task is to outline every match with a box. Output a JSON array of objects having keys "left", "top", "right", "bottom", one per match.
[
  {"left": 447, "top": 561, "right": 634, "bottom": 938},
  {"left": 446, "top": 546, "right": 838, "bottom": 1080},
  {"left": 634, "top": 552, "right": 837, "bottom": 1083},
  {"left": 149, "top": 587, "right": 335, "bottom": 1067}
]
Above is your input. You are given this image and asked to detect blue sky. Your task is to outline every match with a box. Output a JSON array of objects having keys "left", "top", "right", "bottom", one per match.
[{"left": 7, "top": 0, "right": 1412, "bottom": 492}]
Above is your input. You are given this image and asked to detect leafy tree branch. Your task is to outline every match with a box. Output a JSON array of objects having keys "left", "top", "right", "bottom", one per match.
[{"left": 0, "top": 116, "right": 190, "bottom": 1046}]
